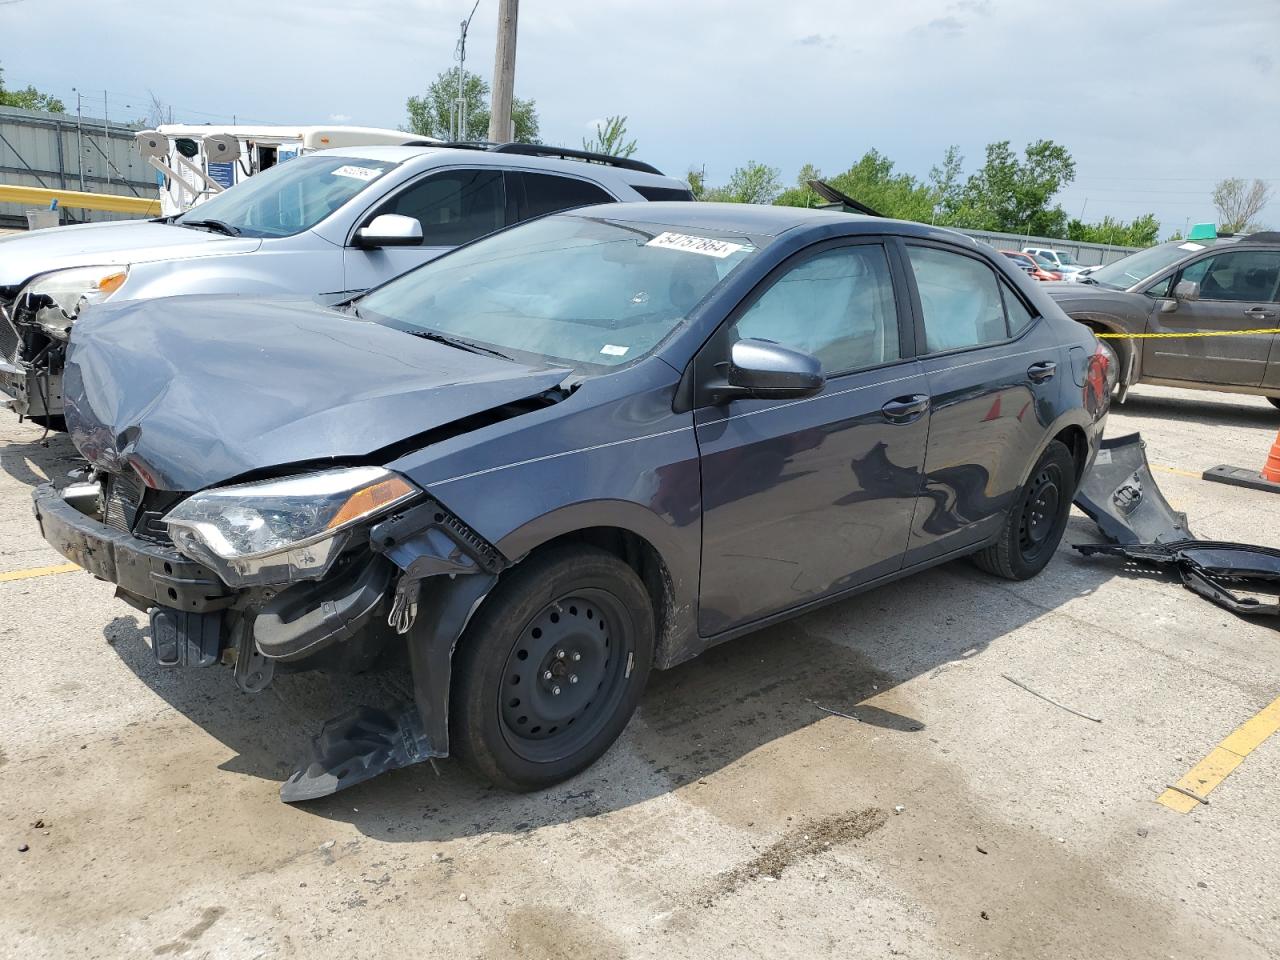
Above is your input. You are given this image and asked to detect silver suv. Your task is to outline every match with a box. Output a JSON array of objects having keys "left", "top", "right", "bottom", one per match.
[{"left": 0, "top": 142, "right": 692, "bottom": 418}]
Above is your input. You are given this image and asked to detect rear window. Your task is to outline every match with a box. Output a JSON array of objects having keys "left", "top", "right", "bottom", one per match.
[{"left": 632, "top": 185, "right": 695, "bottom": 202}]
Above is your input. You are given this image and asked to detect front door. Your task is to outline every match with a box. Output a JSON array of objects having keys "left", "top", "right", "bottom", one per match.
[
  {"left": 343, "top": 167, "right": 508, "bottom": 293},
  {"left": 695, "top": 240, "right": 930, "bottom": 635},
  {"left": 899, "top": 242, "right": 1061, "bottom": 564},
  {"left": 1143, "top": 248, "right": 1280, "bottom": 386}
]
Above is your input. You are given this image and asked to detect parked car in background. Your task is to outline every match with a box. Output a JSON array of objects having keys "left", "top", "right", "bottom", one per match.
[
  {"left": 1001, "top": 250, "right": 1062, "bottom": 281},
  {"left": 33, "top": 203, "right": 1110, "bottom": 799},
  {"left": 0, "top": 142, "right": 692, "bottom": 420},
  {"left": 1046, "top": 232, "right": 1280, "bottom": 409},
  {"left": 1024, "top": 247, "right": 1088, "bottom": 278}
]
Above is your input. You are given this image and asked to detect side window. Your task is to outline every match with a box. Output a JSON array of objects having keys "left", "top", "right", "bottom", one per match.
[
  {"left": 371, "top": 168, "right": 506, "bottom": 246},
  {"left": 730, "top": 245, "right": 900, "bottom": 375},
  {"left": 906, "top": 246, "right": 1008, "bottom": 352},
  {"left": 1180, "top": 251, "right": 1280, "bottom": 302},
  {"left": 1001, "top": 283, "right": 1036, "bottom": 335},
  {"left": 1143, "top": 275, "right": 1173, "bottom": 298},
  {"left": 518, "top": 172, "right": 615, "bottom": 221}
]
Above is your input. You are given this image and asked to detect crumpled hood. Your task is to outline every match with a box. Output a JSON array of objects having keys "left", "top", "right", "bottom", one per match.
[
  {"left": 0, "top": 219, "right": 261, "bottom": 289},
  {"left": 63, "top": 295, "right": 569, "bottom": 491}
]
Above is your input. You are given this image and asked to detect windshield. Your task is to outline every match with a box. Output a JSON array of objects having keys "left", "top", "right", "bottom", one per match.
[
  {"left": 357, "top": 214, "right": 764, "bottom": 372},
  {"left": 174, "top": 155, "right": 398, "bottom": 238},
  {"left": 1056, "top": 251, "right": 1078, "bottom": 265},
  {"left": 1086, "top": 242, "right": 1207, "bottom": 290},
  {"left": 1033, "top": 255, "right": 1058, "bottom": 269}
]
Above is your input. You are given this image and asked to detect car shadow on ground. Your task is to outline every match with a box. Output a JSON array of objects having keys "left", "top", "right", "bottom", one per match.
[
  {"left": 0, "top": 427, "right": 81, "bottom": 488},
  {"left": 103, "top": 513, "right": 1121, "bottom": 842},
  {"left": 1117, "top": 391, "right": 1279, "bottom": 429}
]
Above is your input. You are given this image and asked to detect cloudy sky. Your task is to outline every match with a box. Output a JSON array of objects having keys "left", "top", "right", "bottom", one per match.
[{"left": 3, "top": 0, "right": 1277, "bottom": 236}]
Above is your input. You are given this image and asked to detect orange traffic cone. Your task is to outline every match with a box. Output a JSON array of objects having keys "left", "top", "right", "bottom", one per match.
[{"left": 1264, "top": 430, "right": 1280, "bottom": 484}]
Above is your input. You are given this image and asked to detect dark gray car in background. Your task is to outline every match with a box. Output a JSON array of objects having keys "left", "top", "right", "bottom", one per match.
[
  {"left": 32, "top": 203, "right": 1110, "bottom": 800},
  {"left": 1046, "top": 232, "right": 1280, "bottom": 408}
]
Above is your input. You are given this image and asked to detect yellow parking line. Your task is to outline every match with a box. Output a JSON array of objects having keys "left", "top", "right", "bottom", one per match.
[
  {"left": 1151, "top": 464, "right": 1203, "bottom": 481},
  {"left": 1157, "top": 695, "right": 1280, "bottom": 813},
  {"left": 0, "top": 562, "right": 80, "bottom": 583}
]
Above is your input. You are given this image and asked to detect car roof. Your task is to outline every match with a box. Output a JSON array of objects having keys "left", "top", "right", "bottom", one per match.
[
  {"left": 566, "top": 201, "right": 986, "bottom": 244},
  {"left": 309, "top": 144, "right": 685, "bottom": 188}
]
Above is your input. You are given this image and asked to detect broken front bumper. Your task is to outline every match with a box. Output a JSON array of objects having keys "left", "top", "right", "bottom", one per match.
[
  {"left": 0, "top": 359, "right": 63, "bottom": 419},
  {"left": 32, "top": 483, "right": 232, "bottom": 611}
]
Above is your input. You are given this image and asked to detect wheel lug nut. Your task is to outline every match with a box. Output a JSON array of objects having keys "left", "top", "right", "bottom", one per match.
[
  {"left": 571, "top": 652, "right": 581, "bottom": 662},
  {"left": 569, "top": 674, "right": 579, "bottom": 684},
  {"left": 556, "top": 649, "right": 566, "bottom": 659},
  {"left": 543, "top": 670, "right": 553, "bottom": 681},
  {"left": 552, "top": 685, "right": 561, "bottom": 695}
]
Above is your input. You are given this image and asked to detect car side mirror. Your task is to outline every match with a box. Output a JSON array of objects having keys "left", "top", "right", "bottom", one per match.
[
  {"left": 1162, "top": 279, "right": 1200, "bottom": 313},
  {"left": 707, "top": 338, "right": 825, "bottom": 404},
  {"left": 355, "top": 214, "right": 423, "bottom": 249}
]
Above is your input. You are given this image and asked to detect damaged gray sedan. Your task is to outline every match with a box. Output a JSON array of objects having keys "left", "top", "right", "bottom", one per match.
[{"left": 32, "top": 203, "right": 1109, "bottom": 800}]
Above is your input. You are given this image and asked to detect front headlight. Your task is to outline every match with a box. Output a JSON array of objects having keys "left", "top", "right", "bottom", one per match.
[
  {"left": 164, "top": 466, "right": 418, "bottom": 588},
  {"left": 17, "top": 265, "right": 130, "bottom": 340}
]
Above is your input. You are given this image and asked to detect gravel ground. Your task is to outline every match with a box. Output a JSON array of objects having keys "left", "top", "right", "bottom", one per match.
[{"left": 2, "top": 383, "right": 1278, "bottom": 959}]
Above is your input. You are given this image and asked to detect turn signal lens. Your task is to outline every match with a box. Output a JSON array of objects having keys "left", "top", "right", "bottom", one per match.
[
  {"left": 97, "top": 271, "right": 128, "bottom": 295},
  {"left": 326, "top": 475, "right": 416, "bottom": 530}
]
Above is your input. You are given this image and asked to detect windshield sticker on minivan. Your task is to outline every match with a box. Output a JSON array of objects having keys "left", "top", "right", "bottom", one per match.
[
  {"left": 645, "top": 232, "right": 748, "bottom": 259},
  {"left": 600, "top": 344, "right": 630, "bottom": 357},
  {"left": 331, "top": 165, "right": 382, "bottom": 182},
  {"left": 1178, "top": 242, "right": 1205, "bottom": 251}
]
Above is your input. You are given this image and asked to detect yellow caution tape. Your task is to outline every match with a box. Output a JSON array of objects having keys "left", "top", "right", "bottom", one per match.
[{"left": 1095, "top": 328, "right": 1277, "bottom": 340}]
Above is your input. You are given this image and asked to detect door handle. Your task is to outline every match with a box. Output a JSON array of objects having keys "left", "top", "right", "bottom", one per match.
[
  {"left": 1244, "top": 306, "right": 1278, "bottom": 320},
  {"left": 1027, "top": 361, "right": 1057, "bottom": 383},
  {"left": 881, "top": 394, "right": 930, "bottom": 424}
]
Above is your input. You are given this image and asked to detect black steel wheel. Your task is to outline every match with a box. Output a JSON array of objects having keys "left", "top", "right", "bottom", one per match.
[
  {"left": 451, "top": 545, "right": 654, "bottom": 791},
  {"left": 1016, "top": 461, "right": 1064, "bottom": 566},
  {"left": 498, "top": 589, "right": 634, "bottom": 763},
  {"left": 972, "top": 439, "right": 1076, "bottom": 581}
]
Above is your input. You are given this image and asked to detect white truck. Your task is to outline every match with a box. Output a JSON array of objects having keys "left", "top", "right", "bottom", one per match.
[{"left": 136, "top": 125, "right": 439, "bottom": 215}]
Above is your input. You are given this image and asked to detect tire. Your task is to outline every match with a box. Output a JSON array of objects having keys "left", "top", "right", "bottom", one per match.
[
  {"left": 972, "top": 440, "right": 1076, "bottom": 581},
  {"left": 450, "top": 544, "right": 655, "bottom": 791}
]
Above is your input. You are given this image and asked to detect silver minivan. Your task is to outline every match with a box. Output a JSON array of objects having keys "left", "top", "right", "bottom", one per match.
[{"left": 0, "top": 143, "right": 692, "bottom": 417}]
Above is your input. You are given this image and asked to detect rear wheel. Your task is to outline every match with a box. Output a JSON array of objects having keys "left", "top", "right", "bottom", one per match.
[
  {"left": 450, "top": 545, "right": 654, "bottom": 791},
  {"left": 972, "top": 440, "right": 1076, "bottom": 581}
]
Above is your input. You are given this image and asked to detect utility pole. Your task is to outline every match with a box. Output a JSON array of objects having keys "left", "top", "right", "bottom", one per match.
[
  {"left": 103, "top": 90, "right": 110, "bottom": 187},
  {"left": 452, "top": 0, "right": 481, "bottom": 141},
  {"left": 488, "top": 0, "right": 519, "bottom": 143}
]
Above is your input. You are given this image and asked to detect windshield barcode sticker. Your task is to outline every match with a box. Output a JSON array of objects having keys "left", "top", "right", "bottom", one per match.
[
  {"left": 1178, "top": 242, "right": 1205, "bottom": 251},
  {"left": 646, "top": 232, "right": 747, "bottom": 258},
  {"left": 600, "top": 344, "right": 629, "bottom": 356},
  {"left": 331, "top": 165, "right": 382, "bottom": 181}
]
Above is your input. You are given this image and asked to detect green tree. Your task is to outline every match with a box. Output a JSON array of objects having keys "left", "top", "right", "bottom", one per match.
[
  {"left": 777, "top": 150, "right": 935, "bottom": 222},
  {"left": 0, "top": 65, "right": 65, "bottom": 113},
  {"left": 927, "top": 145, "right": 965, "bottom": 223},
  {"left": 1067, "top": 213, "right": 1160, "bottom": 248},
  {"left": 774, "top": 163, "right": 824, "bottom": 208},
  {"left": 958, "top": 139, "right": 1075, "bottom": 236},
  {"left": 686, "top": 167, "right": 708, "bottom": 200},
  {"left": 406, "top": 69, "right": 539, "bottom": 142},
  {"left": 1212, "top": 177, "right": 1271, "bottom": 233},
  {"left": 705, "top": 161, "right": 782, "bottom": 204},
  {"left": 583, "top": 115, "right": 637, "bottom": 158}
]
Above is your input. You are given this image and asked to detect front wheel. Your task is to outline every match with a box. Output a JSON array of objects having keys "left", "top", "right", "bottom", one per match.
[
  {"left": 450, "top": 545, "right": 654, "bottom": 791},
  {"left": 972, "top": 440, "right": 1076, "bottom": 581}
]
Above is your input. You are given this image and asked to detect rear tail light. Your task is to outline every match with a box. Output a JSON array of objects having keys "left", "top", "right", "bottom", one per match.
[{"left": 1084, "top": 341, "right": 1113, "bottom": 415}]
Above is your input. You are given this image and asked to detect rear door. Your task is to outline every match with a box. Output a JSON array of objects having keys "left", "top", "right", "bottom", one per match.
[
  {"left": 343, "top": 167, "right": 508, "bottom": 291},
  {"left": 899, "top": 241, "right": 1060, "bottom": 564},
  {"left": 695, "top": 238, "right": 930, "bottom": 635},
  {"left": 1142, "top": 248, "right": 1280, "bottom": 386}
]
